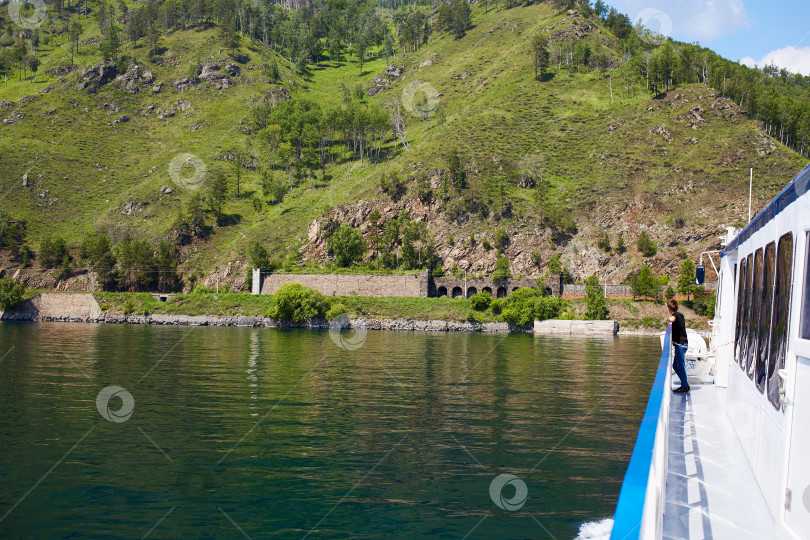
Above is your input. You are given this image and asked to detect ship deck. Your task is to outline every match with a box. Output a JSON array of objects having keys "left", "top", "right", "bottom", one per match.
[{"left": 663, "top": 374, "right": 774, "bottom": 539}]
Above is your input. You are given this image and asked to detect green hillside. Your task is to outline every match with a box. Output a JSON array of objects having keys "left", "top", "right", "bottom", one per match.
[{"left": 0, "top": 0, "right": 807, "bottom": 290}]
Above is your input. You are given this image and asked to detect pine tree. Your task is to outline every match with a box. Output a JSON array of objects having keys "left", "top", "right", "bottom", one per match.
[
  {"left": 677, "top": 259, "right": 696, "bottom": 300},
  {"left": 584, "top": 274, "right": 607, "bottom": 320},
  {"left": 99, "top": 24, "right": 121, "bottom": 62},
  {"left": 531, "top": 34, "right": 550, "bottom": 81}
]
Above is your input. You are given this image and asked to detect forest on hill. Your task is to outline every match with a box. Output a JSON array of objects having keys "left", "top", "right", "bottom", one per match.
[{"left": 0, "top": 0, "right": 808, "bottom": 292}]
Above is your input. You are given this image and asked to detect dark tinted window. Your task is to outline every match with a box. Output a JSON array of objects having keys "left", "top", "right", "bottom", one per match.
[
  {"left": 738, "top": 254, "right": 754, "bottom": 368},
  {"left": 802, "top": 231, "right": 810, "bottom": 340},
  {"left": 735, "top": 258, "right": 747, "bottom": 366},
  {"left": 755, "top": 243, "right": 776, "bottom": 392},
  {"left": 746, "top": 249, "right": 763, "bottom": 379},
  {"left": 768, "top": 234, "right": 794, "bottom": 409}
]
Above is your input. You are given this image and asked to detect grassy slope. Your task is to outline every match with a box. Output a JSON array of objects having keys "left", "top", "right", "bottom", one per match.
[{"left": 0, "top": 3, "right": 806, "bottom": 280}]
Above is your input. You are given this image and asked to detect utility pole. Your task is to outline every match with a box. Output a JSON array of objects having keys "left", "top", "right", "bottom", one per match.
[{"left": 464, "top": 271, "right": 467, "bottom": 298}]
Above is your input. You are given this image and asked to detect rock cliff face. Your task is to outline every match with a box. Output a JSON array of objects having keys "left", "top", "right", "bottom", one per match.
[{"left": 301, "top": 194, "right": 722, "bottom": 283}]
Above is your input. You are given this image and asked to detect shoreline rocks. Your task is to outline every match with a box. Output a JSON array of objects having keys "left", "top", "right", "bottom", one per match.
[
  {"left": 0, "top": 294, "right": 661, "bottom": 335},
  {"left": 0, "top": 294, "right": 521, "bottom": 333}
]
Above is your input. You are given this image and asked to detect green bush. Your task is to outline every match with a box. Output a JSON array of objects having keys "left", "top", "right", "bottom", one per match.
[
  {"left": 597, "top": 231, "right": 611, "bottom": 252},
  {"left": 470, "top": 290, "right": 492, "bottom": 311},
  {"left": 494, "top": 228, "right": 509, "bottom": 252},
  {"left": 491, "top": 256, "right": 511, "bottom": 279},
  {"left": 327, "top": 224, "right": 366, "bottom": 267},
  {"left": 40, "top": 235, "right": 69, "bottom": 269},
  {"left": 123, "top": 298, "right": 135, "bottom": 316},
  {"left": 637, "top": 230, "right": 657, "bottom": 257},
  {"left": 615, "top": 233, "right": 626, "bottom": 254},
  {"left": 415, "top": 173, "right": 432, "bottom": 203},
  {"left": 548, "top": 253, "right": 562, "bottom": 274},
  {"left": 269, "top": 283, "right": 329, "bottom": 322},
  {"left": 629, "top": 265, "right": 659, "bottom": 300},
  {"left": 692, "top": 289, "right": 716, "bottom": 318},
  {"left": 326, "top": 302, "right": 349, "bottom": 320},
  {"left": 533, "top": 296, "right": 564, "bottom": 321},
  {"left": 501, "top": 287, "right": 563, "bottom": 327},
  {"left": 0, "top": 277, "right": 25, "bottom": 310},
  {"left": 490, "top": 298, "right": 506, "bottom": 315},
  {"left": 380, "top": 173, "right": 406, "bottom": 200},
  {"left": 192, "top": 284, "right": 213, "bottom": 295}
]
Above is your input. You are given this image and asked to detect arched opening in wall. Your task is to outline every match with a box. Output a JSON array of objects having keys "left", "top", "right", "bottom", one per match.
[
  {"left": 452, "top": 286, "right": 463, "bottom": 298},
  {"left": 467, "top": 287, "right": 478, "bottom": 299},
  {"left": 437, "top": 286, "right": 448, "bottom": 297},
  {"left": 512, "top": 287, "right": 520, "bottom": 292},
  {"left": 497, "top": 287, "right": 507, "bottom": 298},
  {"left": 483, "top": 287, "right": 492, "bottom": 295}
]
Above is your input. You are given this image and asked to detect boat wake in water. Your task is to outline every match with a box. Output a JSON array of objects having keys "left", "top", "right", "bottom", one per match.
[{"left": 574, "top": 518, "right": 613, "bottom": 540}]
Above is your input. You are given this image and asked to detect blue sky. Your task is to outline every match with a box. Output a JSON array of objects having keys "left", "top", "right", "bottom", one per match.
[{"left": 608, "top": 0, "right": 810, "bottom": 75}]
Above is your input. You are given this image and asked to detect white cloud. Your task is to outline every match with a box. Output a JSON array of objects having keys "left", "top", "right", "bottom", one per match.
[
  {"left": 740, "top": 46, "right": 810, "bottom": 76},
  {"left": 616, "top": 0, "right": 750, "bottom": 42}
]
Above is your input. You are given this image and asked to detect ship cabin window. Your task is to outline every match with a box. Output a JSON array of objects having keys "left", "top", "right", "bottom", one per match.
[
  {"left": 745, "top": 250, "right": 764, "bottom": 379},
  {"left": 755, "top": 242, "right": 776, "bottom": 392},
  {"left": 802, "top": 231, "right": 810, "bottom": 341},
  {"left": 736, "top": 255, "right": 751, "bottom": 368},
  {"left": 739, "top": 254, "right": 755, "bottom": 369},
  {"left": 768, "top": 233, "right": 794, "bottom": 409}
]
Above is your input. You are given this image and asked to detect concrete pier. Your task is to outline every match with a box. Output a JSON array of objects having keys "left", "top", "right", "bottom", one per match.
[{"left": 533, "top": 319, "right": 619, "bottom": 335}]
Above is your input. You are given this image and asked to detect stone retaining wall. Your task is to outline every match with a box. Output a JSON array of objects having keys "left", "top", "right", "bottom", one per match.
[
  {"left": 259, "top": 272, "right": 429, "bottom": 297},
  {"left": 430, "top": 275, "right": 560, "bottom": 299},
  {"left": 255, "top": 271, "right": 562, "bottom": 299},
  {"left": 561, "top": 284, "right": 633, "bottom": 297},
  {"left": 0, "top": 293, "right": 104, "bottom": 322},
  {"left": 561, "top": 282, "right": 717, "bottom": 296}
]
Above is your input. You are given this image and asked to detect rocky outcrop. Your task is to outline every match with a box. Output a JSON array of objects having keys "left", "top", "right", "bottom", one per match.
[
  {"left": 385, "top": 66, "right": 403, "bottom": 78},
  {"left": 367, "top": 66, "right": 404, "bottom": 96},
  {"left": 78, "top": 63, "right": 118, "bottom": 93},
  {"left": 755, "top": 132, "right": 777, "bottom": 156},
  {"left": 264, "top": 86, "right": 290, "bottom": 105},
  {"left": 366, "top": 77, "right": 389, "bottom": 96},
  {"left": 2, "top": 110, "right": 24, "bottom": 124},
  {"left": 199, "top": 63, "right": 233, "bottom": 89},
  {"left": 110, "top": 63, "right": 154, "bottom": 94},
  {"left": 174, "top": 76, "right": 200, "bottom": 91},
  {"left": 649, "top": 124, "right": 673, "bottom": 142}
]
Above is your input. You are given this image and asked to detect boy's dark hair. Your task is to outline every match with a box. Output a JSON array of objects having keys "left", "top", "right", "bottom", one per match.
[{"left": 667, "top": 299, "right": 679, "bottom": 312}]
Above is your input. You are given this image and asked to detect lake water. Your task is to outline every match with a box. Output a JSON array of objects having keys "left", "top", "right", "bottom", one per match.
[{"left": 0, "top": 322, "right": 659, "bottom": 539}]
